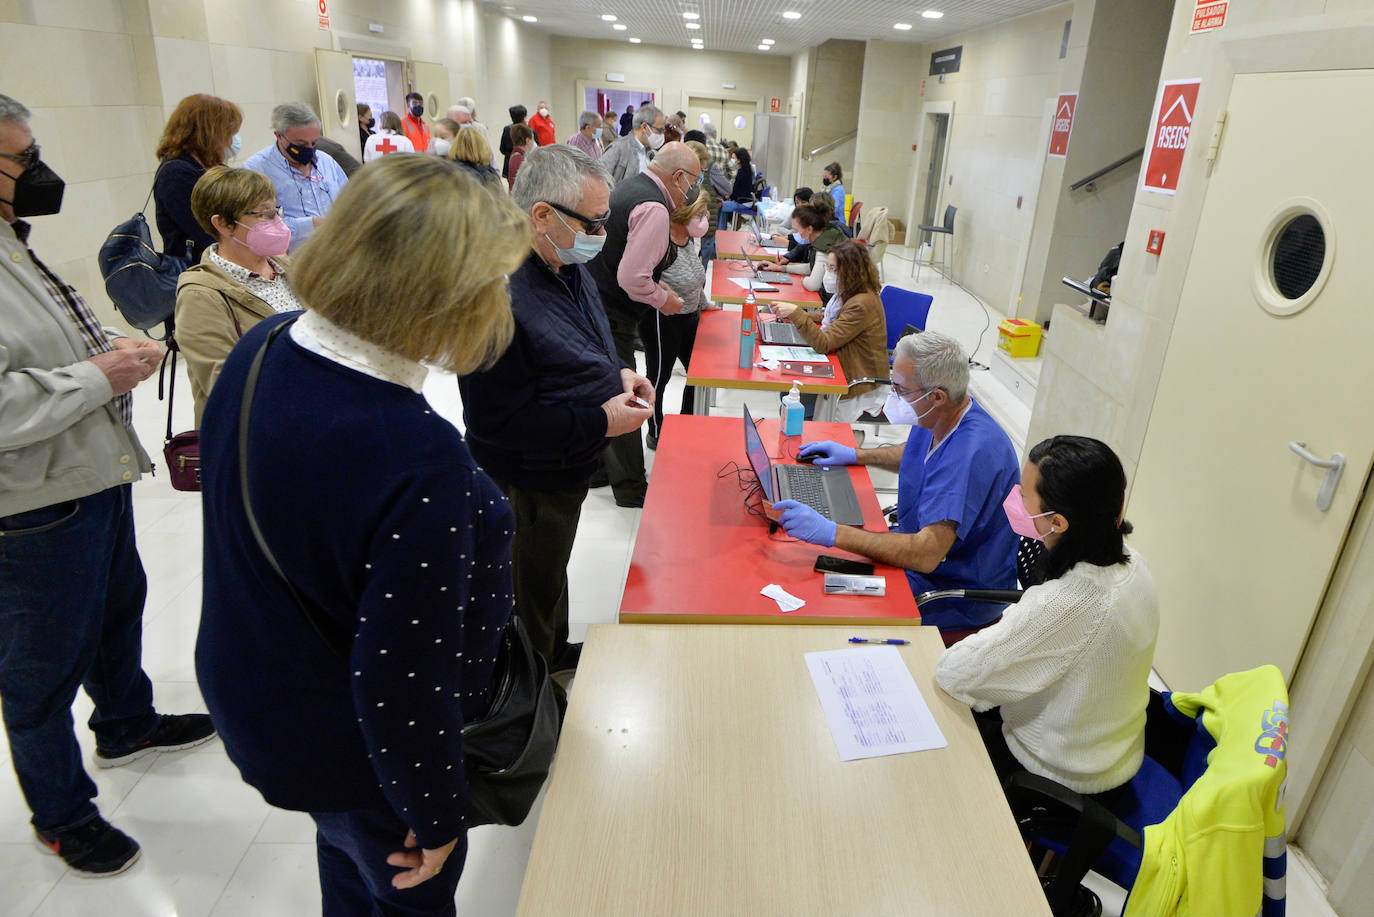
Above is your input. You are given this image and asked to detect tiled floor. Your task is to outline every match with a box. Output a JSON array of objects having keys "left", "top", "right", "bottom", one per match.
[{"left": 0, "top": 248, "right": 1339, "bottom": 916}]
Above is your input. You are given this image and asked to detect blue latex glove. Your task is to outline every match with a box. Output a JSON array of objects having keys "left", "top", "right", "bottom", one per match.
[
  {"left": 773, "top": 500, "right": 837, "bottom": 547},
  {"left": 798, "top": 440, "right": 857, "bottom": 467}
]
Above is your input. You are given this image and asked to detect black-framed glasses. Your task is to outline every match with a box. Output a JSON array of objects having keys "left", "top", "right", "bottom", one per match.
[
  {"left": 544, "top": 200, "right": 610, "bottom": 234},
  {"left": 0, "top": 143, "right": 41, "bottom": 170}
]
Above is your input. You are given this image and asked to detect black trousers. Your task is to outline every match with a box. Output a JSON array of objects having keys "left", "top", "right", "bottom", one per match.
[
  {"left": 637, "top": 307, "right": 699, "bottom": 440},
  {"left": 601, "top": 303, "right": 647, "bottom": 503},
  {"left": 496, "top": 479, "right": 589, "bottom": 670}
]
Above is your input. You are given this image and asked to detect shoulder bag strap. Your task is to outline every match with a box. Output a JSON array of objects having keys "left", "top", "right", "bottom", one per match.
[
  {"left": 238, "top": 317, "right": 348, "bottom": 659},
  {"left": 220, "top": 290, "right": 245, "bottom": 339},
  {"left": 158, "top": 336, "right": 179, "bottom": 443}
]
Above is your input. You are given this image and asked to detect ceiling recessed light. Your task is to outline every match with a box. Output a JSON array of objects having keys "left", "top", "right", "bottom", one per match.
[
  {"left": 692, "top": 44, "right": 703, "bottom": 50},
  {"left": 761, "top": 38, "right": 775, "bottom": 44},
  {"left": 613, "top": 23, "right": 627, "bottom": 30},
  {"left": 629, "top": 36, "right": 641, "bottom": 42},
  {"left": 685, "top": 22, "right": 701, "bottom": 29},
  {"left": 757, "top": 44, "right": 770, "bottom": 51},
  {"left": 522, "top": 15, "right": 537, "bottom": 22},
  {"left": 601, "top": 14, "right": 617, "bottom": 21},
  {"left": 683, "top": 12, "right": 700, "bottom": 20},
  {"left": 783, "top": 10, "right": 801, "bottom": 19},
  {"left": 894, "top": 23, "right": 913, "bottom": 30},
  {"left": 922, "top": 10, "right": 944, "bottom": 19}
]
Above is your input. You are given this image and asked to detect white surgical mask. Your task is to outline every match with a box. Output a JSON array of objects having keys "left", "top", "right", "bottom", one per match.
[
  {"left": 883, "top": 389, "right": 937, "bottom": 426},
  {"left": 647, "top": 129, "right": 665, "bottom": 151},
  {"left": 822, "top": 268, "right": 837, "bottom": 294},
  {"left": 538, "top": 107, "right": 550, "bottom": 117},
  {"left": 431, "top": 137, "right": 452, "bottom": 157}
]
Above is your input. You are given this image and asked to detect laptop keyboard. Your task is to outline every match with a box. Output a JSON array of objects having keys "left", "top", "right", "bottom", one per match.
[
  {"left": 777, "top": 465, "right": 831, "bottom": 518},
  {"left": 761, "top": 323, "right": 807, "bottom": 345}
]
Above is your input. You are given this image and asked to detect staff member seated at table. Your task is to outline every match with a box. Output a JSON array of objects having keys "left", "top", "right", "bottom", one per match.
[
  {"left": 772, "top": 331, "right": 1019, "bottom": 643},
  {"left": 770, "top": 240, "right": 887, "bottom": 423},
  {"left": 936, "top": 436, "right": 1159, "bottom": 798},
  {"left": 759, "top": 203, "right": 846, "bottom": 294}
]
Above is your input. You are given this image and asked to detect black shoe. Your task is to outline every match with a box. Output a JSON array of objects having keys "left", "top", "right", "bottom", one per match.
[
  {"left": 614, "top": 492, "right": 646, "bottom": 508},
  {"left": 35, "top": 814, "right": 141, "bottom": 877},
  {"left": 588, "top": 470, "right": 610, "bottom": 488},
  {"left": 645, "top": 432, "right": 658, "bottom": 451},
  {"left": 95, "top": 713, "right": 217, "bottom": 768}
]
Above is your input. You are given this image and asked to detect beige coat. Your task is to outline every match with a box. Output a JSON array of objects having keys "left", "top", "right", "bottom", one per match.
[
  {"left": 786, "top": 290, "right": 888, "bottom": 399},
  {"left": 174, "top": 257, "right": 287, "bottom": 426}
]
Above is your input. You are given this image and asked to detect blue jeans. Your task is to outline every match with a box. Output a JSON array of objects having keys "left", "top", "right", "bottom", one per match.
[
  {"left": 311, "top": 803, "right": 464, "bottom": 917},
  {"left": 699, "top": 235, "right": 716, "bottom": 269},
  {"left": 0, "top": 485, "right": 157, "bottom": 832},
  {"left": 718, "top": 200, "right": 753, "bottom": 230}
]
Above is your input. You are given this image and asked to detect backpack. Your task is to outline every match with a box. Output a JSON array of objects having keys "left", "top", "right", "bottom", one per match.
[{"left": 98, "top": 167, "right": 190, "bottom": 339}]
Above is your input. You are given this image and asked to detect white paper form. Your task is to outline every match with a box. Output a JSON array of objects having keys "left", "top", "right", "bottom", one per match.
[
  {"left": 728, "top": 277, "right": 786, "bottom": 291},
  {"left": 756, "top": 345, "right": 828, "bottom": 363},
  {"left": 804, "top": 646, "right": 948, "bottom": 761}
]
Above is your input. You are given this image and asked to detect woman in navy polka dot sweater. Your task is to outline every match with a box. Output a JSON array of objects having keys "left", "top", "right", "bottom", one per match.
[{"left": 194, "top": 156, "right": 531, "bottom": 916}]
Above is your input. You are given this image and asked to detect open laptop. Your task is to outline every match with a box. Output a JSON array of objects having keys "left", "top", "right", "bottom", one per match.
[
  {"left": 758, "top": 315, "right": 808, "bottom": 346},
  {"left": 741, "top": 246, "right": 793, "bottom": 284},
  {"left": 749, "top": 218, "right": 789, "bottom": 256},
  {"left": 743, "top": 404, "right": 864, "bottom": 525}
]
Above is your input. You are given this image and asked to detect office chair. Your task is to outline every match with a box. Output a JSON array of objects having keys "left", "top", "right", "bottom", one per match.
[
  {"left": 914, "top": 205, "right": 957, "bottom": 282},
  {"left": 728, "top": 192, "right": 761, "bottom": 231}
]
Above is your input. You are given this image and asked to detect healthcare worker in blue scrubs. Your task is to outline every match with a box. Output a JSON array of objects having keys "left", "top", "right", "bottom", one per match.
[{"left": 772, "top": 330, "right": 1020, "bottom": 644}]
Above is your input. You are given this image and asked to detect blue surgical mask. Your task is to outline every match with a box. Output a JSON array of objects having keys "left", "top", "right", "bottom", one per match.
[
  {"left": 547, "top": 211, "right": 606, "bottom": 264},
  {"left": 593, "top": 127, "right": 603, "bottom": 140},
  {"left": 229, "top": 133, "right": 242, "bottom": 158}
]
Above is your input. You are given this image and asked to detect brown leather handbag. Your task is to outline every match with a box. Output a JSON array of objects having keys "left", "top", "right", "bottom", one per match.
[{"left": 160, "top": 295, "right": 243, "bottom": 492}]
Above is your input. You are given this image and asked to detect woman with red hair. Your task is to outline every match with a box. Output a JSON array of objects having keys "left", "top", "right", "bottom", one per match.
[{"left": 152, "top": 93, "right": 243, "bottom": 266}]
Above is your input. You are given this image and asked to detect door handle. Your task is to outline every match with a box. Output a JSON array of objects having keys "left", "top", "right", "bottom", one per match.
[{"left": 1289, "top": 441, "right": 1346, "bottom": 512}]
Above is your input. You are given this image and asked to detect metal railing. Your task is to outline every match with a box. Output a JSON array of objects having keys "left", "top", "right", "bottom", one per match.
[
  {"left": 1070, "top": 148, "right": 1145, "bottom": 192},
  {"left": 803, "top": 130, "right": 858, "bottom": 160}
]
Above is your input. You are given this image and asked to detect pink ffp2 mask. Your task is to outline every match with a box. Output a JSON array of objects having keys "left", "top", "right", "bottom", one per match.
[
  {"left": 241, "top": 216, "right": 292, "bottom": 258},
  {"left": 1003, "top": 484, "right": 1054, "bottom": 542}
]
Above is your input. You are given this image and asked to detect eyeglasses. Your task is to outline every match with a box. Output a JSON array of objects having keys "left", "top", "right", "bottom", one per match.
[
  {"left": 543, "top": 200, "right": 610, "bottom": 235},
  {"left": 242, "top": 205, "right": 285, "bottom": 220},
  {"left": 0, "top": 143, "right": 41, "bottom": 170},
  {"left": 891, "top": 382, "right": 939, "bottom": 405}
]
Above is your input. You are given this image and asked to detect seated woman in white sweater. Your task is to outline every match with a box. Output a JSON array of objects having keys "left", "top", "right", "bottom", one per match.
[{"left": 935, "top": 435, "right": 1159, "bottom": 798}]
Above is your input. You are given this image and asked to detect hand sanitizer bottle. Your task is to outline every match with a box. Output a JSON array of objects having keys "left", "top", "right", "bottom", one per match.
[{"left": 781, "top": 381, "right": 804, "bottom": 436}]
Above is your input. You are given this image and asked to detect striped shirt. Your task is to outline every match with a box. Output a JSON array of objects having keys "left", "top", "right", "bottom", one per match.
[
  {"left": 567, "top": 130, "right": 602, "bottom": 160},
  {"left": 17, "top": 222, "right": 132, "bottom": 425}
]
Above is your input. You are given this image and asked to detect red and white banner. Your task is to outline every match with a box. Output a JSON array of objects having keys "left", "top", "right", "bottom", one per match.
[
  {"left": 1142, "top": 78, "right": 1201, "bottom": 195},
  {"left": 1191, "top": 1, "right": 1227, "bottom": 34},
  {"left": 318, "top": 0, "right": 330, "bottom": 30},
  {"left": 1048, "top": 92, "right": 1077, "bottom": 158}
]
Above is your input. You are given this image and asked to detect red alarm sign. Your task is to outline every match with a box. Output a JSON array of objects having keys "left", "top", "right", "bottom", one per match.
[
  {"left": 1048, "top": 93, "right": 1077, "bottom": 159},
  {"left": 1143, "top": 79, "right": 1201, "bottom": 195}
]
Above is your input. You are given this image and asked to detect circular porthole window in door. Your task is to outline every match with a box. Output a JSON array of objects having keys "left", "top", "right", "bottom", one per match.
[{"left": 1252, "top": 199, "right": 1334, "bottom": 316}]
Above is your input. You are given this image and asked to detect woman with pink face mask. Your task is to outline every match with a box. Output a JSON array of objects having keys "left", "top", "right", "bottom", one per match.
[
  {"left": 936, "top": 435, "right": 1160, "bottom": 803},
  {"left": 639, "top": 194, "right": 716, "bottom": 449},
  {"left": 175, "top": 166, "right": 301, "bottom": 424}
]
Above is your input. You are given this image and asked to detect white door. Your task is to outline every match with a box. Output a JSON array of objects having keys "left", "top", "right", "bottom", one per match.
[
  {"left": 1129, "top": 69, "right": 1374, "bottom": 690},
  {"left": 412, "top": 60, "right": 450, "bottom": 129},
  {"left": 313, "top": 49, "right": 357, "bottom": 149}
]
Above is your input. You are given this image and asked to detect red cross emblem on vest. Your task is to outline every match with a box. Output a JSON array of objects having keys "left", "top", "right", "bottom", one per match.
[{"left": 377, "top": 137, "right": 398, "bottom": 155}]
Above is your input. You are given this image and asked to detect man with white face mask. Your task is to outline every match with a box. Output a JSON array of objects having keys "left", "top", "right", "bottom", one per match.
[
  {"left": 457, "top": 146, "right": 652, "bottom": 691},
  {"left": 600, "top": 103, "right": 666, "bottom": 185},
  {"left": 772, "top": 330, "right": 1020, "bottom": 643}
]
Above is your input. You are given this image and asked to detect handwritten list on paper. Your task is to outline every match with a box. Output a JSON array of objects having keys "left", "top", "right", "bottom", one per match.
[{"left": 804, "top": 646, "right": 948, "bottom": 761}]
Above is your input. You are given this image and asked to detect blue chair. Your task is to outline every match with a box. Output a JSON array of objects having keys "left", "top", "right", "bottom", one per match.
[
  {"left": 878, "top": 285, "right": 934, "bottom": 358},
  {"left": 1006, "top": 667, "right": 1290, "bottom": 917}
]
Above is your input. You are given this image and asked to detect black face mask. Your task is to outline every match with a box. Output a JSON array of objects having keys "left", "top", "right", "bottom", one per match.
[
  {"left": 410, "top": 103, "right": 424, "bottom": 118},
  {"left": 822, "top": 176, "right": 832, "bottom": 186},
  {"left": 366, "top": 118, "right": 376, "bottom": 129},
  {"left": 0, "top": 160, "right": 65, "bottom": 217},
  {"left": 282, "top": 141, "right": 316, "bottom": 166}
]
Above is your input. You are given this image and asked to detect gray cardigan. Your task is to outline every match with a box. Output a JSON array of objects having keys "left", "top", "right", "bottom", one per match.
[
  {"left": 0, "top": 220, "right": 150, "bottom": 516},
  {"left": 601, "top": 133, "right": 650, "bottom": 186}
]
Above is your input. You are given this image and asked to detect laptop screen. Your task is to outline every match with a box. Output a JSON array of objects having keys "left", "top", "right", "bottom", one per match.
[
  {"left": 741, "top": 246, "right": 761, "bottom": 278},
  {"left": 742, "top": 404, "right": 774, "bottom": 502}
]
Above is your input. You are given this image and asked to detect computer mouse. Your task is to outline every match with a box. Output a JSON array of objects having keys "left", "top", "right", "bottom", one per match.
[{"left": 797, "top": 451, "right": 818, "bottom": 464}]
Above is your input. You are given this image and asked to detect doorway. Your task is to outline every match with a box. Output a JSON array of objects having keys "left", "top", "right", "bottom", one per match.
[
  {"left": 352, "top": 56, "right": 405, "bottom": 120},
  {"left": 921, "top": 113, "right": 950, "bottom": 231},
  {"left": 688, "top": 97, "right": 756, "bottom": 146}
]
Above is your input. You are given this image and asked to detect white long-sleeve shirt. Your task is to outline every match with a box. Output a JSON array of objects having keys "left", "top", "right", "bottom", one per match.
[{"left": 936, "top": 545, "right": 1159, "bottom": 793}]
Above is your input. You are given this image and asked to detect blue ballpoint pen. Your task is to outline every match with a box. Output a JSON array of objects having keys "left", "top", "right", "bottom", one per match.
[{"left": 848, "top": 637, "right": 910, "bottom": 645}]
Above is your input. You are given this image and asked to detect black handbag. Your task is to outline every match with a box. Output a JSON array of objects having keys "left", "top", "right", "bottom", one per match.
[
  {"left": 98, "top": 166, "right": 190, "bottom": 338},
  {"left": 236, "top": 319, "right": 559, "bottom": 828}
]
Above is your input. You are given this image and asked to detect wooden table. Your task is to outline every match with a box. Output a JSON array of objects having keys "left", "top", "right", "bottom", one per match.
[
  {"left": 620, "top": 414, "right": 919, "bottom": 625},
  {"left": 714, "top": 228, "right": 791, "bottom": 261},
  {"left": 516, "top": 624, "right": 1051, "bottom": 917},
  {"left": 687, "top": 309, "right": 846, "bottom": 421},
  {"left": 710, "top": 257, "right": 824, "bottom": 307}
]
